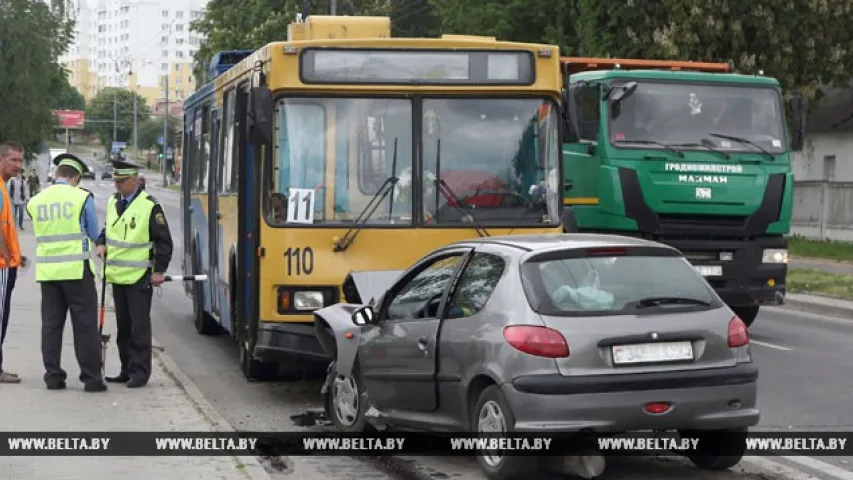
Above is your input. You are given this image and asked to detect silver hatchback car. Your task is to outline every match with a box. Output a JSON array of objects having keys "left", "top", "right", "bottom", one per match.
[{"left": 314, "top": 234, "right": 759, "bottom": 479}]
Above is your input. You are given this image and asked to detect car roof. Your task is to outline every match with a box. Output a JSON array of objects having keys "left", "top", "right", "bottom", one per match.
[{"left": 448, "top": 233, "right": 680, "bottom": 256}]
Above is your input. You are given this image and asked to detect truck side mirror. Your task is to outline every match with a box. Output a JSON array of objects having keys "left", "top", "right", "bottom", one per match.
[
  {"left": 561, "top": 88, "right": 580, "bottom": 143},
  {"left": 248, "top": 85, "right": 273, "bottom": 145},
  {"left": 789, "top": 93, "right": 807, "bottom": 152}
]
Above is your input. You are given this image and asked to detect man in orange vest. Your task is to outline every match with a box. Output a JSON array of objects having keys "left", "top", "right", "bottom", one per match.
[{"left": 0, "top": 141, "right": 24, "bottom": 383}]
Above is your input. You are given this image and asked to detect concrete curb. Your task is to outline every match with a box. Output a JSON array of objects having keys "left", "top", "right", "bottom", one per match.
[
  {"left": 780, "top": 295, "right": 853, "bottom": 320},
  {"left": 153, "top": 340, "right": 273, "bottom": 480}
]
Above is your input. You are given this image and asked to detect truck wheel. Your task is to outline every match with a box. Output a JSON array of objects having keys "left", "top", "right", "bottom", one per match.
[
  {"left": 681, "top": 428, "right": 747, "bottom": 470},
  {"left": 732, "top": 305, "right": 759, "bottom": 327}
]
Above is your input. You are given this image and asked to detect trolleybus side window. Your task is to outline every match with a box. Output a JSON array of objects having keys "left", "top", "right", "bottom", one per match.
[
  {"left": 220, "top": 90, "right": 237, "bottom": 194},
  {"left": 199, "top": 104, "right": 212, "bottom": 192},
  {"left": 190, "top": 107, "right": 204, "bottom": 193}
]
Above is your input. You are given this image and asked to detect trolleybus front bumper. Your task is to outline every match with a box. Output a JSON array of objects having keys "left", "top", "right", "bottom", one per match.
[{"left": 254, "top": 321, "right": 329, "bottom": 363}]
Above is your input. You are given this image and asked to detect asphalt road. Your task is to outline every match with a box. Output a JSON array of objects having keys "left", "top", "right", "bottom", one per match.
[{"left": 34, "top": 154, "right": 853, "bottom": 480}]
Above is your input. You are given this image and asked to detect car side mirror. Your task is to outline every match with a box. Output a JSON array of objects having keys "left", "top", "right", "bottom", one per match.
[{"left": 351, "top": 305, "right": 376, "bottom": 326}]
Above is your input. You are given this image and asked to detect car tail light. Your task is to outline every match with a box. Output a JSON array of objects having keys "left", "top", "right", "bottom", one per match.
[
  {"left": 727, "top": 316, "right": 749, "bottom": 347},
  {"left": 503, "top": 326, "right": 569, "bottom": 358}
]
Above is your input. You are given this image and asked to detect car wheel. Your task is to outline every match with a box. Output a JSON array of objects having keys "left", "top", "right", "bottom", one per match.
[
  {"left": 681, "top": 428, "right": 747, "bottom": 470},
  {"left": 472, "top": 385, "right": 538, "bottom": 479},
  {"left": 732, "top": 305, "right": 759, "bottom": 327},
  {"left": 325, "top": 363, "right": 372, "bottom": 433}
]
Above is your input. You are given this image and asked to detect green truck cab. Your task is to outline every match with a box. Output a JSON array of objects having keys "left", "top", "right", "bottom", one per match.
[{"left": 559, "top": 57, "right": 807, "bottom": 326}]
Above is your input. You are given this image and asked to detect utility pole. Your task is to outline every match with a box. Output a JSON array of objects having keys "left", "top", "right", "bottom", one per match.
[
  {"left": 330, "top": 0, "right": 336, "bottom": 15},
  {"left": 112, "top": 89, "right": 118, "bottom": 156},
  {"left": 162, "top": 72, "right": 169, "bottom": 187},
  {"left": 133, "top": 89, "right": 139, "bottom": 165}
]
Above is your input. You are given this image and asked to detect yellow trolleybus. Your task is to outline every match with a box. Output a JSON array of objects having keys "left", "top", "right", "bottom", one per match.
[{"left": 181, "top": 15, "right": 567, "bottom": 379}]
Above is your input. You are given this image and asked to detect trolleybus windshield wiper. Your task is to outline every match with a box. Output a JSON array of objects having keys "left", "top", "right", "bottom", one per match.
[
  {"left": 708, "top": 132, "right": 774, "bottom": 161},
  {"left": 334, "top": 138, "right": 399, "bottom": 253},
  {"left": 433, "top": 138, "right": 489, "bottom": 237}
]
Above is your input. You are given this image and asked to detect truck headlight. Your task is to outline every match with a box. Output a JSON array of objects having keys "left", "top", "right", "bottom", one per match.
[
  {"left": 293, "top": 291, "right": 324, "bottom": 311},
  {"left": 762, "top": 249, "right": 788, "bottom": 264}
]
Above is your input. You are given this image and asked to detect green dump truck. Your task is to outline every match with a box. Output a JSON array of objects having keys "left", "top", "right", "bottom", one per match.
[{"left": 559, "top": 57, "right": 807, "bottom": 326}]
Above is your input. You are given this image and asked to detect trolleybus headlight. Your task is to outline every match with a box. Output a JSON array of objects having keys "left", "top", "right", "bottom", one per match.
[
  {"left": 294, "top": 291, "right": 325, "bottom": 310},
  {"left": 761, "top": 249, "right": 788, "bottom": 264}
]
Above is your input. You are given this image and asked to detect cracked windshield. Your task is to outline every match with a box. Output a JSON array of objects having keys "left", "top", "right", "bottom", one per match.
[
  {"left": 268, "top": 97, "right": 560, "bottom": 226},
  {"left": 609, "top": 82, "right": 786, "bottom": 155}
]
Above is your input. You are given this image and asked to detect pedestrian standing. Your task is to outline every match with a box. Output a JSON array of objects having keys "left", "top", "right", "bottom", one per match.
[
  {"left": 27, "top": 170, "right": 40, "bottom": 196},
  {"left": 96, "top": 159, "right": 173, "bottom": 388},
  {"left": 26, "top": 153, "right": 106, "bottom": 392},
  {"left": 8, "top": 173, "right": 29, "bottom": 230},
  {"left": 0, "top": 141, "right": 24, "bottom": 384}
]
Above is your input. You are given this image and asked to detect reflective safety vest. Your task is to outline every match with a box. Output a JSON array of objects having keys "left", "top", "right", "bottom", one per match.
[
  {"left": 26, "top": 184, "right": 93, "bottom": 282},
  {"left": 105, "top": 191, "right": 155, "bottom": 285}
]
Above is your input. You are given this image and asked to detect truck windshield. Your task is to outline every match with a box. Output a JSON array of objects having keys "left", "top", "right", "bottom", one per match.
[
  {"left": 608, "top": 81, "right": 786, "bottom": 155},
  {"left": 421, "top": 98, "right": 560, "bottom": 226}
]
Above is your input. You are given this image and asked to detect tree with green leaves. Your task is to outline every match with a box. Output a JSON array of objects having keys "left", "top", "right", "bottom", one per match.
[
  {"left": 137, "top": 117, "right": 179, "bottom": 151},
  {"left": 189, "top": 0, "right": 391, "bottom": 86},
  {"left": 577, "top": 0, "right": 853, "bottom": 99},
  {"left": 0, "top": 0, "right": 74, "bottom": 160},
  {"left": 49, "top": 70, "right": 86, "bottom": 111},
  {"left": 429, "top": 0, "right": 578, "bottom": 54},
  {"left": 85, "top": 88, "right": 151, "bottom": 150}
]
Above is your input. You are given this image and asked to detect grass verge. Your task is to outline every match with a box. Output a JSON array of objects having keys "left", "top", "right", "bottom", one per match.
[
  {"left": 788, "top": 236, "right": 853, "bottom": 263},
  {"left": 787, "top": 268, "right": 853, "bottom": 300}
]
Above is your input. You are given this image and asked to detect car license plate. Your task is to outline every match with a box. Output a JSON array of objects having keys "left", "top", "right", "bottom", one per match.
[
  {"left": 693, "top": 265, "right": 722, "bottom": 277},
  {"left": 612, "top": 341, "right": 694, "bottom": 365}
]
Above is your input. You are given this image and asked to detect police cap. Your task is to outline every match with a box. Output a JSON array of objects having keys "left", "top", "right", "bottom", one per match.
[
  {"left": 52, "top": 153, "right": 90, "bottom": 174},
  {"left": 110, "top": 159, "right": 143, "bottom": 180}
]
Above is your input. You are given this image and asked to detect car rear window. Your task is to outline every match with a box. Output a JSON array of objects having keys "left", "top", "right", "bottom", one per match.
[{"left": 520, "top": 249, "right": 719, "bottom": 316}]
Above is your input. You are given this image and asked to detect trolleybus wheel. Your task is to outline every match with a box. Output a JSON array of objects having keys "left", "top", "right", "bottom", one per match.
[
  {"left": 192, "top": 248, "right": 220, "bottom": 335},
  {"left": 239, "top": 338, "right": 278, "bottom": 381}
]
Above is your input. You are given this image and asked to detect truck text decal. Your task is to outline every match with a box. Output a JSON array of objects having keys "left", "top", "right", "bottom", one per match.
[
  {"left": 678, "top": 174, "right": 728, "bottom": 184},
  {"left": 665, "top": 163, "right": 743, "bottom": 173}
]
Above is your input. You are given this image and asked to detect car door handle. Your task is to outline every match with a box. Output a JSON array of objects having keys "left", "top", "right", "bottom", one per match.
[{"left": 417, "top": 336, "right": 429, "bottom": 351}]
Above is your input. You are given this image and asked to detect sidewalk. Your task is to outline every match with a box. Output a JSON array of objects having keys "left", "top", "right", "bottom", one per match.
[{"left": 0, "top": 231, "right": 270, "bottom": 479}]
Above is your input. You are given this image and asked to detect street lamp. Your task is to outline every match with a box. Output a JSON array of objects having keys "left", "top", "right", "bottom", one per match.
[{"left": 161, "top": 18, "right": 179, "bottom": 188}]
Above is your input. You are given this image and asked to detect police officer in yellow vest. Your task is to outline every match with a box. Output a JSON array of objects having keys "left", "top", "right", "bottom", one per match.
[
  {"left": 95, "top": 159, "right": 173, "bottom": 389},
  {"left": 26, "top": 153, "right": 107, "bottom": 392}
]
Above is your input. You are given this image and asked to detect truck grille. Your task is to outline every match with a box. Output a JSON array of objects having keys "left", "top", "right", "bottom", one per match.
[
  {"left": 659, "top": 214, "right": 747, "bottom": 229},
  {"left": 682, "top": 251, "right": 719, "bottom": 262}
]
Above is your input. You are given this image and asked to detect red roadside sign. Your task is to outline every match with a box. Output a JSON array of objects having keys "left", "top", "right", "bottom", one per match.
[{"left": 52, "top": 110, "right": 85, "bottom": 129}]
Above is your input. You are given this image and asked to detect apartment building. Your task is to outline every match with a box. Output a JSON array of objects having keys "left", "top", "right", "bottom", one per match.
[{"left": 60, "top": 0, "right": 207, "bottom": 112}]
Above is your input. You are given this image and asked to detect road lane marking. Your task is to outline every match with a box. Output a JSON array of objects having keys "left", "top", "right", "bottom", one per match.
[
  {"left": 782, "top": 455, "right": 853, "bottom": 479},
  {"left": 765, "top": 305, "right": 853, "bottom": 327},
  {"left": 741, "top": 456, "right": 833, "bottom": 479},
  {"left": 750, "top": 339, "right": 793, "bottom": 351}
]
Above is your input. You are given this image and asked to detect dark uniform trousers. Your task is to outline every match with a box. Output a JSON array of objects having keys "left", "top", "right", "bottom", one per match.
[
  {"left": 41, "top": 260, "right": 102, "bottom": 384},
  {"left": 113, "top": 270, "right": 153, "bottom": 382}
]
